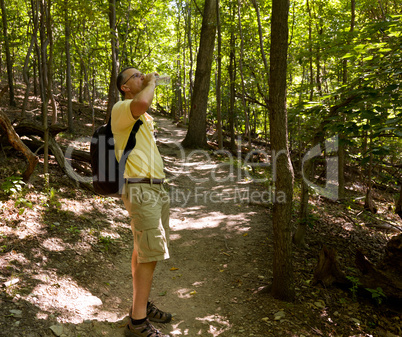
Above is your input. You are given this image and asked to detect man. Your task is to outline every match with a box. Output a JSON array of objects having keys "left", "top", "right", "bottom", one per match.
[{"left": 112, "top": 67, "right": 171, "bottom": 337}]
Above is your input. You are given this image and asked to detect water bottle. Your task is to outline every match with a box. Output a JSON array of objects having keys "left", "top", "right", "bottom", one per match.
[{"left": 155, "top": 75, "right": 171, "bottom": 86}]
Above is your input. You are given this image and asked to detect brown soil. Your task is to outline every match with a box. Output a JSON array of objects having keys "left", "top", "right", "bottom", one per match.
[{"left": 1, "top": 98, "right": 401, "bottom": 337}]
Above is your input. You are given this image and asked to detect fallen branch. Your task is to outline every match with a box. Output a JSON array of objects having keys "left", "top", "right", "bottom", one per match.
[
  {"left": 356, "top": 245, "right": 402, "bottom": 300},
  {"left": 14, "top": 120, "right": 68, "bottom": 138},
  {"left": 0, "top": 111, "right": 38, "bottom": 181},
  {"left": 47, "top": 137, "right": 93, "bottom": 192},
  {"left": 23, "top": 138, "right": 91, "bottom": 163},
  {"left": 1, "top": 113, "right": 93, "bottom": 191},
  {"left": 363, "top": 211, "right": 402, "bottom": 232}
]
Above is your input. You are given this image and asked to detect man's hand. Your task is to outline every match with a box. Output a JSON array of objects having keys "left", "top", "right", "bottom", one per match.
[
  {"left": 131, "top": 72, "right": 158, "bottom": 120},
  {"left": 142, "top": 72, "right": 158, "bottom": 89}
]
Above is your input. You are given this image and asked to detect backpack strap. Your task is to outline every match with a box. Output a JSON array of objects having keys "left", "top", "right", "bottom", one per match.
[
  {"left": 123, "top": 119, "right": 143, "bottom": 157},
  {"left": 116, "top": 118, "right": 143, "bottom": 180}
]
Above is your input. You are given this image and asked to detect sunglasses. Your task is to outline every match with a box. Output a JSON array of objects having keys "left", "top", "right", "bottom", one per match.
[{"left": 123, "top": 72, "right": 143, "bottom": 85}]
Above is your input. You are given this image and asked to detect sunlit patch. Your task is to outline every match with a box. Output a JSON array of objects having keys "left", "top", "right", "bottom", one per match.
[
  {"left": 36, "top": 312, "right": 48, "bottom": 320},
  {"left": 176, "top": 288, "right": 194, "bottom": 299},
  {"left": 170, "top": 316, "right": 232, "bottom": 337},
  {"left": 60, "top": 200, "right": 91, "bottom": 216},
  {"left": 192, "top": 281, "right": 205, "bottom": 287},
  {"left": 99, "top": 230, "right": 121, "bottom": 240},
  {"left": 0, "top": 250, "right": 29, "bottom": 268},
  {"left": 170, "top": 233, "right": 181, "bottom": 241},
  {"left": 24, "top": 272, "right": 106, "bottom": 323},
  {"left": 170, "top": 320, "right": 188, "bottom": 335},
  {"left": 41, "top": 237, "right": 66, "bottom": 251},
  {"left": 170, "top": 211, "right": 226, "bottom": 231},
  {"left": 196, "top": 314, "right": 232, "bottom": 336}
]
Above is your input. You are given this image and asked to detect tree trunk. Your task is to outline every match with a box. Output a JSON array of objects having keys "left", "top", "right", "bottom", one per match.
[
  {"left": 39, "top": 0, "right": 49, "bottom": 174},
  {"left": 251, "top": 0, "right": 269, "bottom": 76},
  {"left": 0, "top": 0, "right": 16, "bottom": 107},
  {"left": 182, "top": 0, "right": 217, "bottom": 149},
  {"left": 306, "top": 0, "right": 314, "bottom": 101},
  {"left": 236, "top": 0, "right": 252, "bottom": 151},
  {"left": 22, "top": 0, "right": 40, "bottom": 117},
  {"left": 186, "top": 1, "right": 194, "bottom": 106},
  {"left": 0, "top": 111, "right": 39, "bottom": 181},
  {"left": 229, "top": 13, "right": 236, "bottom": 153},
  {"left": 339, "top": 0, "right": 355, "bottom": 200},
  {"left": 269, "top": 0, "right": 295, "bottom": 302},
  {"left": 105, "top": 0, "right": 119, "bottom": 122},
  {"left": 182, "top": 36, "right": 188, "bottom": 125},
  {"left": 46, "top": 0, "right": 58, "bottom": 124},
  {"left": 251, "top": 0, "right": 269, "bottom": 144},
  {"left": 396, "top": 184, "right": 402, "bottom": 219},
  {"left": 316, "top": 24, "right": 323, "bottom": 97},
  {"left": 293, "top": 172, "right": 309, "bottom": 248},
  {"left": 364, "top": 131, "right": 377, "bottom": 213},
  {"left": 65, "top": 0, "right": 73, "bottom": 132},
  {"left": 215, "top": 0, "right": 223, "bottom": 150}
]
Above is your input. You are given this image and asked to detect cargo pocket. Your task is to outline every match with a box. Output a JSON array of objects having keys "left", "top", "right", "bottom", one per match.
[{"left": 135, "top": 228, "right": 169, "bottom": 263}]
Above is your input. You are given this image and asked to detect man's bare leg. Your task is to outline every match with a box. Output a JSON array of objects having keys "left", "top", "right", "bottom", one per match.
[{"left": 131, "top": 249, "right": 157, "bottom": 319}]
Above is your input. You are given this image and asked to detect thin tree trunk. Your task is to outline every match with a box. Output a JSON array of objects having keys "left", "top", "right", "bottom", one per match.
[
  {"left": 46, "top": 0, "right": 58, "bottom": 124},
  {"left": 251, "top": 0, "right": 270, "bottom": 144},
  {"left": 105, "top": 0, "right": 119, "bottom": 122},
  {"left": 307, "top": 0, "right": 314, "bottom": 101},
  {"left": 236, "top": 0, "right": 252, "bottom": 151},
  {"left": 39, "top": 0, "right": 49, "bottom": 174},
  {"left": 33, "top": 56, "right": 38, "bottom": 97},
  {"left": 316, "top": 24, "right": 322, "bottom": 97},
  {"left": 339, "top": 0, "right": 355, "bottom": 200},
  {"left": 186, "top": 1, "right": 194, "bottom": 106},
  {"left": 229, "top": 28, "right": 236, "bottom": 152},
  {"left": 364, "top": 131, "right": 377, "bottom": 213},
  {"left": 0, "top": 0, "right": 16, "bottom": 107},
  {"left": 182, "top": 0, "right": 217, "bottom": 149},
  {"left": 22, "top": 0, "right": 40, "bottom": 117},
  {"left": 251, "top": 0, "right": 269, "bottom": 75},
  {"left": 215, "top": 0, "right": 223, "bottom": 149},
  {"left": 182, "top": 37, "right": 188, "bottom": 124},
  {"left": 65, "top": 0, "right": 73, "bottom": 132},
  {"left": 269, "top": 0, "right": 295, "bottom": 302},
  {"left": 293, "top": 163, "right": 310, "bottom": 248},
  {"left": 91, "top": 65, "right": 96, "bottom": 134},
  {"left": 396, "top": 183, "right": 402, "bottom": 219}
]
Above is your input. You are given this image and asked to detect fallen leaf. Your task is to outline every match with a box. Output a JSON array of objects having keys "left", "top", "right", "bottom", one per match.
[{"left": 170, "top": 267, "right": 179, "bottom": 271}]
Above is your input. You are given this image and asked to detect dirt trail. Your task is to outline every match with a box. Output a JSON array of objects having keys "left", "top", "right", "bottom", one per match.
[
  {"left": 2, "top": 114, "right": 402, "bottom": 337},
  {"left": 1, "top": 115, "right": 275, "bottom": 337},
  {"left": 147, "top": 117, "right": 273, "bottom": 336}
]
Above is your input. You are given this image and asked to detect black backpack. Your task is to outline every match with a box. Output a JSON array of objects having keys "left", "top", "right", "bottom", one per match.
[{"left": 90, "top": 118, "right": 143, "bottom": 196}]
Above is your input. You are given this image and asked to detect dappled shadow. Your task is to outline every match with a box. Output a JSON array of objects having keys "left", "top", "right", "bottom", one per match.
[{"left": 1, "top": 114, "right": 400, "bottom": 336}]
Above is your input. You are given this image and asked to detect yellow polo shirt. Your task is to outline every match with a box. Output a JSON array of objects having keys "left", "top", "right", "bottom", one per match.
[{"left": 111, "top": 99, "right": 165, "bottom": 179}]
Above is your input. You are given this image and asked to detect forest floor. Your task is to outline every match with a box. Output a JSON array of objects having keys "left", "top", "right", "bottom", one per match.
[{"left": 1, "top": 91, "right": 402, "bottom": 337}]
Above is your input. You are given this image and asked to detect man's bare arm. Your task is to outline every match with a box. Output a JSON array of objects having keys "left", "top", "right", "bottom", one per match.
[{"left": 130, "top": 73, "right": 157, "bottom": 119}]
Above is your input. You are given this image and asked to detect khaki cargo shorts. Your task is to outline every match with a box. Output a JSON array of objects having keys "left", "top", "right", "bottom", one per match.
[{"left": 122, "top": 183, "right": 170, "bottom": 263}]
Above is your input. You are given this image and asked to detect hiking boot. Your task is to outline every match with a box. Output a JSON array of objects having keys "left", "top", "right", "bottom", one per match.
[
  {"left": 124, "top": 318, "right": 170, "bottom": 337},
  {"left": 146, "top": 301, "right": 172, "bottom": 323},
  {"left": 129, "top": 302, "right": 172, "bottom": 324}
]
